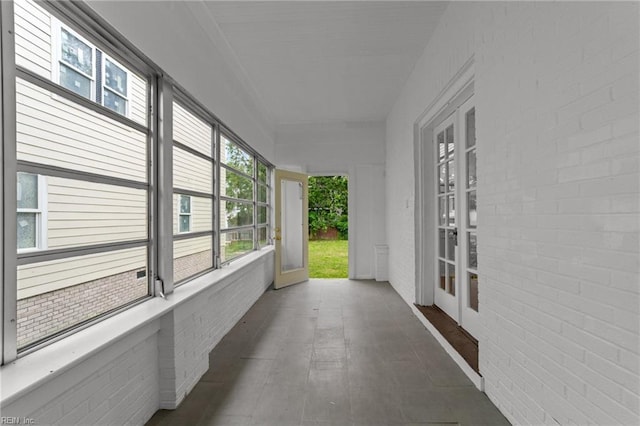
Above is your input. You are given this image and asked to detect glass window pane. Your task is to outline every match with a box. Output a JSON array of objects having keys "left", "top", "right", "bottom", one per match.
[
  {"left": 438, "top": 163, "right": 446, "bottom": 194},
  {"left": 40, "top": 176, "right": 148, "bottom": 250},
  {"left": 179, "top": 215, "right": 190, "bottom": 233},
  {"left": 17, "top": 212, "right": 36, "bottom": 249},
  {"left": 447, "top": 160, "right": 455, "bottom": 192},
  {"left": 468, "top": 233, "right": 477, "bottom": 269},
  {"left": 258, "top": 184, "right": 268, "bottom": 203},
  {"left": 180, "top": 195, "right": 191, "bottom": 213},
  {"left": 221, "top": 200, "right": 253, "bottom": 228},
  {"left": 467, "top": 150, "right": 476, "bottom": 188},
  {"left": 447, "top": 195, "right": 455, "bottom": 226},
  {"left": 258, "top": 163, "right": 268, "bottom": 184},
  {"left": 438, "top": 131, "right": 445, "bottom": 161},
  {"left": 222, "top": 136, "right": 254, "bottom": 175},
  {"left": 59, "top": 64, "right": 92, "bottom": 98},
  {"left": 104, "top": 59, "right": 127, "bottom": 96},
  {"left": 103, "top": 90, "right": 127, "bottom": 115},
  {"left": 173, "top": 148, "right": 213, "bottom": 194},
  {"left": 174, "top": 236, "right": 213, "bottom": 283},
  {"left": 446, "top": 124, "right": 454, "bottom": 157},
  {"left": 16, "top": 78, "right": 147, "bottom": 183},
  {"left": 466, "top": 108, "right": 476, "bottom": 148},
  {"left": 173, "top": 195, "right": 212, "bottom": 235},
  {"left": 221, "top": 229, "right": 254, "bottom": 262},
  {"left": 16, "top": 246, "right": 148, "bottom": 349},
  {"left": 258, "top": 227, "right": 269, "bottom": 247},
  {"left": 469, "top": 272, "right": 479, "bottom": 312},
  {"left": 60, "top": 28, "right": 93, "bottom": 75},
  {"left": 438, "top": 196, "right": 446, "bottom": 226},
  {"left": 258, "top": 205, "right": 268, "bottom": 225},
  {"left": 447, "top": 262, "right": 456, "bottom": 296},
  {"left": 439, "top": 260, "right": 446, "bottom": 290},
  {"left": 468, "top": 191, "right": 477, "bottom": 228},
  {"left": 447, "top": 229, "right": 456, "bottom": 262},
  {"left": 438, "top": 229, "right": 445, "bottom": 258},
  {"left": 17, "top": 173, "right": 38, "bottom": 209},
  {"left": 222, "top": 169, "right": 253, "bottom": 201},
  {"left": 173, "top": 102, "right": 212, "bottom": 157}
]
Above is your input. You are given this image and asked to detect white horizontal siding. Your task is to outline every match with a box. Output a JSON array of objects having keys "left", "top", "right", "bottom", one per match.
[
  {"left": 16, "top": 78, "right": 148, "bottom": 182},
  {"left": 173, "top": 102, "right": 212, "bottom": 156},
  {"left": 47, "top": 177, "right": 147, "bottom": 249},
  {"left": 173, "top": 148, "right": 213, "bottom": 193},
  {"left": 173, "top": 194, "right": 212, "bottom": 235},
  {"left": 129, "top": 74, "right": 148, "bottom": 126},
  {"left": 14, "top": 0, "right": 52, "bottom": 79},
  {"left": 173, "top": 236, "right": 212, "bottom": 259},
  {"left": 17, "top": 246, "right": 146, "bottom": 299}
]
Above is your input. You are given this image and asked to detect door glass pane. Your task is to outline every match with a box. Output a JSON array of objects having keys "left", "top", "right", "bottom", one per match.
[
  {"left": 438, "top": 196, "right": 446, "bottom": 226},
  {"left": 446, "top": 124, "right": 454, "bottom": 157},
  {"left": 467, "top": 150, "right": 476, "bottom": 188},
  {"left": 439, "top": 260, "right": 446, "bottom": 290},
  {"left": 17, "top": 212, "right": 36, "bottom": 249},
  {"left": 466, "top": 108, "right": 476, "bottom": 148},
  {"left": 447, "top": 160, "right": 455, "bottom": 192},
  {"left": 447, "top": 262, "right": 456, "bottom": 296},
  {"left": 281, "top": 179, "right": 304, "bottom": 272},
  {"left": 438, "top": 131, "right": 445, "bottom": 161},
  {"left": 438, "top": 163, "right": 446, "bottom": 194},
  {"left": 468, "top": 191, "right": 477, "bottom": 228},
  {"left": 469, "top": 272, "right": 479, "bottom": 312},
  {"left": 468, "top": 233, "right": 477, "bottom": 268},
  {"left": 447, "top": 195, "right": 455, "bottom": 226},
  {"left": 447, "top": 229, "right": 456, "bottom": 261},
  {"left": 438, "top": 229, "right": 445, "bottom": 258}
]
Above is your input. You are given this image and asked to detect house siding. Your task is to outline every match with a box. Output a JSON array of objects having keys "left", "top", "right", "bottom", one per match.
[{"left": 387, "top": 2, "right": 639, "bottom": 424}]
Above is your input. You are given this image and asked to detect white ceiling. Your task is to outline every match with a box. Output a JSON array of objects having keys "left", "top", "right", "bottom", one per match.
[{"left": 203, "top": 1, "right": 448, "bottom": 125}]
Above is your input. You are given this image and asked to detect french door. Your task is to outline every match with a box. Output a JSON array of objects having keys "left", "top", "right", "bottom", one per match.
[{"left": 434, "top": 96, "right": 479, "bottom": 339}]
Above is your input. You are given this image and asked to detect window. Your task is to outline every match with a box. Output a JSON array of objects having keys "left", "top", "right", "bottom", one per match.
[
  {"left": 54, "top": 20, "right": 130, "bottom": 117},
  {"left": 179, "top": 195, "right": 192, "bottom": 233},
  {"left": 16, "top": 173, "right": 46, "bottom": 251}
]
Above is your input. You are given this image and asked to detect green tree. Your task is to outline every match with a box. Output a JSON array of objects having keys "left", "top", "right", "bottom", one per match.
[
  {"left": 224, "top": 142, "right": 253, "bottom": 227},
  {"left": 308, "top": 176, "right": 348, "bottom": 239}
]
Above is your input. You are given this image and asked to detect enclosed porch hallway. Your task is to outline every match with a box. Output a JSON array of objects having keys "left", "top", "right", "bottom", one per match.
[{"left": 147, "top": 279, "right": 508, "bottom": 426}]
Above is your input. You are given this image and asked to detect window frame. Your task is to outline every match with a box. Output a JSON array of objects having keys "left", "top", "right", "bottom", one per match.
[{"left": 16, "top": 173, "right": 47, "bottom": 253}]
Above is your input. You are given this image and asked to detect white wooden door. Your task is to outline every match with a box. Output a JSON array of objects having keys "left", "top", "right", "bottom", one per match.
[
  {"left": 433, "top": 95, "right": 479, "bottom": 338},
  {"left": 274, "top": 169, "right": 309, "bottom": 289}
]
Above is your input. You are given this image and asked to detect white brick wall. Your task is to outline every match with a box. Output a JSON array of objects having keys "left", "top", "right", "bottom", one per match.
[
  {"left": 387, "top": 2, "right": 639, "bottom": 424},
  {"left": 1, "top": 252, "right": 274, "bottom": 425}
]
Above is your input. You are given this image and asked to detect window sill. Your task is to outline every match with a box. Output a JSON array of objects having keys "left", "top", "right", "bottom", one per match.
[{"left": 0, "top": 247, "right": 274, "bottom": 407}]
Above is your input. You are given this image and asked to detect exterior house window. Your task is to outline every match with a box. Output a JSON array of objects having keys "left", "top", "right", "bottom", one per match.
[
  {"left": 179, "top": 195, "right": 192, "bottom": 233},
  {"left": 55, "top": 22, "right": 129, "bottom": 117},
  {"left": 16, "top": 173, "right": 46, "bottom": 251}
]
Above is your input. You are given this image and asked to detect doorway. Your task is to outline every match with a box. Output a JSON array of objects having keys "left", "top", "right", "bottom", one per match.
[{"left": 307, "top": 175, "right": 349, "bottom": 278}]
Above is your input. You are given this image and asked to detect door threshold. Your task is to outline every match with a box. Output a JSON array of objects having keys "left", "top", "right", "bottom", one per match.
[{"left": 412, "top": 304, "right": 483, "bottom": 390}]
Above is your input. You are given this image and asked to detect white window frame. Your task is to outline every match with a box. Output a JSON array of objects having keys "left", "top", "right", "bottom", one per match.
[
  {"left": 52, "top": 19, "right": 97, "bottom": 102},
  {"left": 178, "top": 194, "right": 192, "bottom": 233},
  {"left": 16, "top": 174, "right": 48, "bottom": 253},
  {"left": 52, "top": 19, "right": 130, "bottom": 118},
  {"left": 101, "top": 54, "right": 130, "bottom": 117}
]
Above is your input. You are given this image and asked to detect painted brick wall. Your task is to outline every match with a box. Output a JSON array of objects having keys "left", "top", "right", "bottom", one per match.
[
  {"left": 386, "top": 2, "right": 639, "bottom": 424},
  {"left": 174, "top": 250, "right": 213, "bottom": 283},
  {"left": 16, "top": 268, "right": 148, "bottom": 348},
  {"left": 2, "top": 252, "right": 274, "bottom": 424}
]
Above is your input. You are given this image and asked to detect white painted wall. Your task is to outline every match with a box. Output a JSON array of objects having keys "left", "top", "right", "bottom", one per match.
[
  {"left": 275, "top": 122, "right": 386, "bottom": 279},
  {"left": 387, "top": 2, "right": 639, "bottom": 425}
]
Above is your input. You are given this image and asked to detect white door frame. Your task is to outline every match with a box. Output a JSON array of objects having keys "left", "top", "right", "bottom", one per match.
[{"left": 414, "top": 57, "right": 475, "bottom": 311}]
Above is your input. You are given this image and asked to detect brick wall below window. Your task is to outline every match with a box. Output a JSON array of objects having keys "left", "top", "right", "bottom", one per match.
[{"left": 174, "top": 250, "right": 213, "bottom": 283}]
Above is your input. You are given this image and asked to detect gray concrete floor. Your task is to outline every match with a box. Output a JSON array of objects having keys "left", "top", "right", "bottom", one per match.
[{"left": 147, "top": 279, "right": 509, "bottom": 426}]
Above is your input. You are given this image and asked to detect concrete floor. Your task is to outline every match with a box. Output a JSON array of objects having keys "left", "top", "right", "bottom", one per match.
[{"left": 147, "top": 279, "right": 509, "bottom": 426}]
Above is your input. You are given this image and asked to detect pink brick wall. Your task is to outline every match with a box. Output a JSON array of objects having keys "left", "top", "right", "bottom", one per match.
[{"left": 174, "top": 250, "right": 213, "bottom": 283}]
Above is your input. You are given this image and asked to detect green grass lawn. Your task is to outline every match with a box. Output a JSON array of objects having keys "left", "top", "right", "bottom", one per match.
[{"left": 308, "top": 240, "right": 348, "bottom": 278}]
